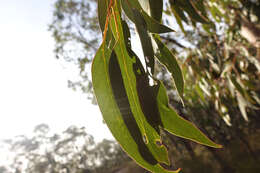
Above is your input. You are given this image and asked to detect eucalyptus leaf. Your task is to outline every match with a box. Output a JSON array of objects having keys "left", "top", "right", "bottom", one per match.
[
  {"left": 92, "top": 44, "right": 180, "bottom": 173},
  {"left": 97, "top": 0, "right": 108, "bottom": 32},
  {"left": 108, "top": 1, "right": 175, "bottom": 168},
  {"left": 148, "top": 0, "right": 163, "bottom": 22},
  {"left": 170, "top": 5, "right": 186, "bottom": 34},
  {"left": 132, "top": 8, "right": 155, "bottom": 74},
  {"left": 121, "top": 0, "right": 174, "bottom": 33},
  {"left": 154, "top": 36, "right": 184, "bottom": 102},
  {"left": 169, "top": 0, "right": 209, "bottom": 23},
  {"left": 156, "top": 82, "right": 222, "bottom": 148}
]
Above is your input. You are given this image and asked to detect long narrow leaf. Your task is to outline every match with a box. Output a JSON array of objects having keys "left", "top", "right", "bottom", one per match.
[
  {"left": 156, "top": 82, "right": 222, "bottom": 148},
  {"left": 132, "top": 8, "right": 155, "bottom": 73},
  {"left": 169, "top": 0, "right": 209, "bottom": 23},
  {"left": 108, "top": 2, "right": 182, "bottom": 172},
  {"left": 154, "top": 36, "right": 184, "bottom": 102},
  {"left": 148, "top": 0, "right": 163, "bottom": 22},
  {"left": 121, "top": 0, "right": 174, "bottom": 33},
  {"left": 92, "top": 43, "right": 180, "bottom": 173}
]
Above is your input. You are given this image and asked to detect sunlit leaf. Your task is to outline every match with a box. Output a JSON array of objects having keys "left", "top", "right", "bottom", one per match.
[
  {"left": 97, "top": 0, "right": 108, "bottom": 32},
  {"left": 154, "top": 36, "right": 184, "bottom": 102},
  {"left": 155, "top": 82, "right": 222, "bottom": 148},
  {"left": 92, "top": 44, "right": 180, "bottom": 173},
  {"left": 106, "top": 2, "right": 182, "bottom": 172},
  {"left": 169, "top": 4, "right": 186, "bottom": 34},
  {"left": 236, "top": 92, "right": 249, "bottom": 121},
  {"left": 229, "top": 75, "right": 256, "bottom": 104},
  {"left": 132, "top": 8, "right": 155, "bottom": 73},
  {"left": 209, "top": 5, "right": 223, "bottom": 22},
  {"left": 121, "top": 0, "right": 174, "bottom": 33}
]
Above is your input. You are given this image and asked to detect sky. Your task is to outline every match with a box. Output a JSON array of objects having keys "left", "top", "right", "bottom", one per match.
[{"left": 0, "top": 0, "right": 113, "bottom": 142}]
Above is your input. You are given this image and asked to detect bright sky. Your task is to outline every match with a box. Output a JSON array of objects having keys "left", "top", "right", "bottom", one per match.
[{"left": 0, "top": 0, "right": 113, "bottom": 142}]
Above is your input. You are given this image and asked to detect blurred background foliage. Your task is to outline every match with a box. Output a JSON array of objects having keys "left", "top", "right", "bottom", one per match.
[
  {"left": 0, "top": 124, "right": 132, "bottom": 173},
  {"left": 1, "top": 0, "right": 260, "bottom": 172}
]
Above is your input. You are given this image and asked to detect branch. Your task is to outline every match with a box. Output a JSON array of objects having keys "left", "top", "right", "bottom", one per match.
[{"left": 160, "top": 36, "right": 186, "bottom": 49}]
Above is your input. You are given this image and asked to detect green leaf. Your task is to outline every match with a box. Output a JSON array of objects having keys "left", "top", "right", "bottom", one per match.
[
  {"left": 148, "top": 0, "right": 163, "bottom": 22},
  {"left": 209, "top": 5, "right": 223, "bottom": 22},
  {"left": 169, "top": 0, "right": 188, "bottom": 24},
  {"left": 193, "top": 0, "right": 208, "bottom": 20},
  {"left": 132, "top": 8, "right": 155, "bottom": 73},
  {"left": 169, "top": 4, "right": 186, "bottom": 34},
  {"left": 169, "top": 0, "right": 209, "bottom": 23},
  {"left": 109, "top": 50, "right": 158, "bottom": 165},
  {"left": 97, "top": 0, "right": 108, "bottom": 32},
  {"left": 156, "top": 82, "right": 222, "bottom": 148},
  {"left": 107, "top": 2, "right": 183, "bottom": 172},
  {"left": 141, "top": 10, "right": 175, "bottom": 33},
  {"left": 154, "top": 36, "right": 184, "bottom": 101},
  {"left": 94, "top": 1, "right": 221, "bottom": 172},
  {"left": 195, "top": 83, "right": 206, "bottom": 103},
  {"left": 98, "top": 0, "right": 116, "bottom": 48},
  {"left": 230, "top": 75, "right": 256, "bottom": 105},
  {"left": 122, "top": 18, "right": 163, "bottom": 138},
  {"left": 92, "top": 44, "right": 180, "bottom": 173},
  {"left": 132, "top": 52, "right": 163, "bottom": 135},
  {"left": 109, "top": 12, "right": 169, "bottom": 166},
  {"left": 121, "top": 0, "right": 174, "bottom": 33}
]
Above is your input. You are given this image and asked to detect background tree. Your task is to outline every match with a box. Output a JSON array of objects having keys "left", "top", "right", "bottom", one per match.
[
  {"left": 49, "top": 0, "right": 100, "bottom": 101},
  {"left": 0, "top": 124, "right": 133, "bottom": 173}
]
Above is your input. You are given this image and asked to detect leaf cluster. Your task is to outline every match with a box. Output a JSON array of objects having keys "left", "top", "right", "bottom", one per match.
[{"left": 92, "top": 0, "right": 222, "bottom": 172}]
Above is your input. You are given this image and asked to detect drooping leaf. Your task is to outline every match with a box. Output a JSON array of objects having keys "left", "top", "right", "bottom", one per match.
[
  {"left": 195, "top": 83, "right": 206, "bottom": 103},
  {"left": 98, "top": 0, "right": 108, "bottom": 32},
  {"left": 98, "top": 0, "right": 116, "bottom": 48},
  {"left": 230, "top": 76, "right": 246, "bottom": 97},
  {"left": 123, "top": 18, "right": 162, "bottom": 135},
  {"left": 92, "top": 43, "right": 180, "bottom": 173},
  {"left": 169, "top": 0, "right": 209, "bottom": 23},
  {"left": 193, "top": 0, "right": 208, "bottom": 20},
  {"left": 108, "top": 2, "right": 182, "bottom": 171},
  {"left": 155, "top": 82, "right": 222, "bottom": 148},
  {"left": 121, "top": 0, "right": 174, "bottom": 33},
  {"left": 141, "top": 10, "right": 175, "bottom": 33},
  {"left": 132, "top": 8, "right": 155, "bottom": 73},
  {"left": 236, "top": 92, "right": 249, "bottom": 121},
  {"left": 154, "top": 36, "right": 184, "bottom": 101},
  {"left": 169, "top": 0, "right": 188, "bottom": 24},
  {"left": 109, "top": 51, "right": 158, "bottom": 165},
  {"left": 230, "top": 75, "right": 256, "bottom": 105},
  {"left": 94, "top": 1, "right": 221, "bottom": 172},
  {"left": 169, "top": 4, "right": 186, "bottom": 34},
  {"left": 148, "top": 0, "right": 163, "bottom": 22},
  {"left": 137, "top": 0, "right": 150, "bottom": 14},
  {"left": 121, "top": 20, "right": 131, "bottom": 49},
  {"left": 209, "top": 5, "right": 223, "bottom": 22},
  {"left": 133, "top": 54, "right": 163, "bottom": 134}
]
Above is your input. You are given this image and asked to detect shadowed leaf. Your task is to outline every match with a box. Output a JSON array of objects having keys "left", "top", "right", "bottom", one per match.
[
  {"left": 154, "top": 36, "right": 184, "bottom": 102},
  {"left": 121, "top": 0, "right": 174, "bottom": 33}
]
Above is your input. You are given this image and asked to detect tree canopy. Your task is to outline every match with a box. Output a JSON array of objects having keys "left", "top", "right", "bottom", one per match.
[{"left": 0, "top": 124, "right": 131, "bottom": 173}]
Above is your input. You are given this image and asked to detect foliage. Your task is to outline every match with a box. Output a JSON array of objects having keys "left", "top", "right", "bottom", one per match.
[
  {"left": 49, "top": 0, "right": 260, "bottom": 172},
  {"left": 49, "top": 0, "right": 100, "bottom": 100},
  {"left": 0, "top": 124, "right": 130, "bottom": 173},
  {"left": 1, "top": 125, "right": 260, "bottom": 173},
  {"left": 92, "top": 0, "right": 222, "bottom": 172}
]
